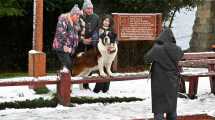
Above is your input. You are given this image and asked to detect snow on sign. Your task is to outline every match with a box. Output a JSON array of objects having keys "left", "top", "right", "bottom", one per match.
[{"left": 112, "top": 13, "right": 162, "bottom": 41}]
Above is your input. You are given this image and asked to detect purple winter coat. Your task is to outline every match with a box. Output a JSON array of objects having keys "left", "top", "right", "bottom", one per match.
[{"left": 52, "top": 14, "right": 80, "bottom": 54}]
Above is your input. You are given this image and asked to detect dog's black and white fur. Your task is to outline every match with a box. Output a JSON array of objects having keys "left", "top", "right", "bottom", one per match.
[
  {"left": 73, "top": 20, "right": 118, "bottom": 89},
  {"left": 73, "top": 30, "right": 118, "bottom": 77},
  {"left": 97, "top": 29, "right": 118, "bottom": 76}
]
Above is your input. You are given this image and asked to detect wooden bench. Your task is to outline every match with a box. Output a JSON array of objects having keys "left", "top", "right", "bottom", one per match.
[{"left": 178, "top": 52, "right": 215, "bottom": 99}]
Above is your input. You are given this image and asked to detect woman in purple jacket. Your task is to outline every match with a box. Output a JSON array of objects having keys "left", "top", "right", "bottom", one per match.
[{"left": 52, "top": 4, "right": 82, "bottom": 72}]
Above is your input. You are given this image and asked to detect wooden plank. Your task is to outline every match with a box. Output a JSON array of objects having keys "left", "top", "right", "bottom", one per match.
[
  {"left": 71, "top": 74, "right": 149, "bottom": 84},
  {"left": 0, "top": 74, "right": 149, "bottom": 87},
  {"left": 0, "top": 80, "right": 58, "bottom": 87},
  {"left": 179, "top": 59, "right": 215, "bottom": 66},
  {"left": 133, "top": 114, "right": 215, "bottom": 120},
  {"left": 181, "top": 72, "right": 215, "bottom": 77},
  {"left": 182, "top": 52, "right": 215, "bottom": 60}
]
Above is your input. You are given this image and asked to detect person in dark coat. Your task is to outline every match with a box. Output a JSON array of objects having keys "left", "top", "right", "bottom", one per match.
[
  {"left": 144, "top": 27, "right": 184, "bottom": 120},
  {"left": 79, "top": 0, "right": 99, "bottom": 48},
  {"left": 77, "top": 0, "right": 100, "bottom": 90}
]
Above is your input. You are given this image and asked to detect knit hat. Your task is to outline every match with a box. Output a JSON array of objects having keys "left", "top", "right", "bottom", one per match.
[
  {"left": 70, "top": 4, "right": 82, "bottom": 15},
  {"left": 82, "top": 0, "right": 93, "bottom": 9}
]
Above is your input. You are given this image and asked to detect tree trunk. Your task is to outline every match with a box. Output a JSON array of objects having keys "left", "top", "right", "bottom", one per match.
[{"left": 190, "top": 0, "right": 215, "bottom": 52}]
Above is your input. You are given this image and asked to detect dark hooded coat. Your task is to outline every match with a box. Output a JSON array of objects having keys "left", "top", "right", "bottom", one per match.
[{"left": 145, "top": 28, "right": 184, "bottom": 113}]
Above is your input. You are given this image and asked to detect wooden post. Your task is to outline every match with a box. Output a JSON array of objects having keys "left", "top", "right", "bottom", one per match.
[
  {"left": 28, "top": 51, "right": 46, "bottom": 77},
  {"left": 188, "top": 76, "right": 198, "bottom": 99},
  {"left": 33, "top": 0, "right": 43, "bottom": 51},
  {"left": 57, "top": 72, "right": 71, "bottom": 106},
  {"left": 178, "top": 67, "right": 186, "bottom": 93},
  {"left": 208, "top": 64, "right": 215, "bottom": 94},
  {"left": 210, "top": 76, "right": 215, "bottom": 95},
  {"left": 28, "top": 0, "right": 46, "bottom": 78}
]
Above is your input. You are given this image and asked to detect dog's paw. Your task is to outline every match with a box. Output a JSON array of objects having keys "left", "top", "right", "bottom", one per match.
[
  {"left": 100, "top": 72, "right": 107, "bottom": 77},
  {"left": 108, "top": 73, "right": 116, "bottom": 77}
]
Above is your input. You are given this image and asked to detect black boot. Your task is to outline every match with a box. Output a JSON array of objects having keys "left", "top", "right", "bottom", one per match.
[
  {"left": 83, "top": 83, "right": 90, "bottom": 90},
  {"left": 102, "top": 82, "right": 110, "bottom": 93},
  {"left": 93, "top": 83, "right": 104, "bottom": 93}
]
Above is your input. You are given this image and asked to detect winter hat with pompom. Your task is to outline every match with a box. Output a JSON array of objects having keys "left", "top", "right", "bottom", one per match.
[
  {"left": 70, "top": 4, "right": 82, "bottom": 15},
  {"left": 82, "top": 0, "right": 93, "bottom": 9}
]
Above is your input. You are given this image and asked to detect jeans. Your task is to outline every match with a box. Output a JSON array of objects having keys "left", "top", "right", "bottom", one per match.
[{"left": 154, "top": 112, "right": 177, "bottom": 120}]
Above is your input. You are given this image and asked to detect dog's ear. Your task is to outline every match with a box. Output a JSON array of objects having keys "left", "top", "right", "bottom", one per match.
[
  {"left": 108, "top": 32, "right": 117, "bottom": 39},
  {"left": 99, "top": 32, "right": 106, "bottom": 39}
]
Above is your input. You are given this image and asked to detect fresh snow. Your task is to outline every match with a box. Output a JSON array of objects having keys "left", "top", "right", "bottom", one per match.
[
  {"left": 0, "top": 75, "right": 214, "bottom": 120},
  {"left": 0, "top": 8, "right": 215, "bottom": 120}
]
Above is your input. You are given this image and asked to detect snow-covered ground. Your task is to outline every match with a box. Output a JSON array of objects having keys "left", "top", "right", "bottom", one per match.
[
  {"left": 0, "top": 8, "right": 215, "bottom": 120},
  {"left": 0, "top": 74, "right": 215, "bottom": 120}
]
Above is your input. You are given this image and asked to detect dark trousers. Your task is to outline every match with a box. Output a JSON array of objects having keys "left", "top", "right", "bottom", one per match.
[
  {"left": 56, "top": 51, "right": 73, "bottom": 70},
  {"left": 56, "top": 51, "right": 90, "bottom": 89},
  {"left": 154, "top": 112, "right": 177, "bottom": 120},
  {"left": 93, "top": 82, "right": 110, "bottom": 93}
]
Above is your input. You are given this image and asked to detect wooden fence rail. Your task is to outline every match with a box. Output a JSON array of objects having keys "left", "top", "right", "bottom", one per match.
[
  {"left": 0, "top": 72, "right": 149, "bottom": 106},
  {"left": 2, "top": 51, "right": 215, "bottom": 106}
]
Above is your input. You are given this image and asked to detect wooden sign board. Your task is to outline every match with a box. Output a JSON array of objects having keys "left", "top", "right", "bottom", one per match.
[{"left": 112, "top": 13, "right": 162, "bottom": 41}]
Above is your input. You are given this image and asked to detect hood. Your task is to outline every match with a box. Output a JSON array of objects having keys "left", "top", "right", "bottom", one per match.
[{"left": 156, "top": 27, "right": 176, "bottom": 44}]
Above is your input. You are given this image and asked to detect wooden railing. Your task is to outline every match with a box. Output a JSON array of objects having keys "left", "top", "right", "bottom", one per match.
[{"left": 0, "top": 72, "right": 149, "bottom": 106}]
